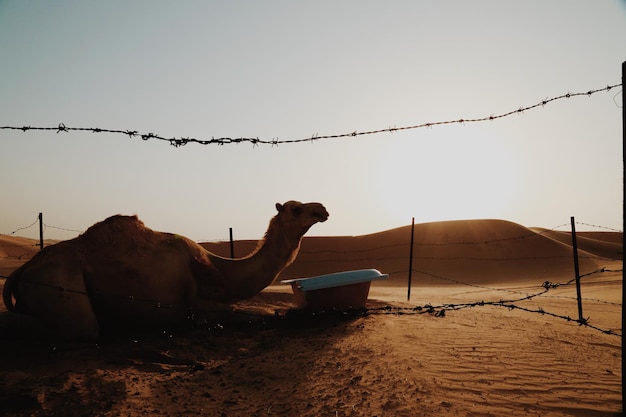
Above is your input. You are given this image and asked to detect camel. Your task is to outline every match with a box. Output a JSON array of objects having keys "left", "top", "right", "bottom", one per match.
[{"left": 2, "top": 201, "right": 329, "bottom": 339}]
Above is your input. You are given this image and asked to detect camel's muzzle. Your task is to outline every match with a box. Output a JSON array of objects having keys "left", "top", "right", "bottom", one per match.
[{"left": 314, "top": 208, "right": 329, "bottom": 222}]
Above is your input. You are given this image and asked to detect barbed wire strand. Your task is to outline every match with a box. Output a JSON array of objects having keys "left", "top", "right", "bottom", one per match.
[
  {"left": 42, "top": 224, "right": 83, "bottom": 234},
  {"left": 0, "top": 84, "right": 619, "bottom": 147},
  {"left": 2, "top": 262, "right": 620, "bottom": 336},
  {"left": 1, "top": 219, "right": 620, "bottom": 262},
  {"left": 573, "top": 222, "right": 623, "bottom": 233},
  {"left": 365, "top": 302, "right": 619, "bottom": 336},
  {"left": 0, "top": 217, "right": 621, "bottom": 335},
  {"left": 403, "top": 266, "right": 623, "bottom": 305},
  {"left": 3, "top": 216, "right": 39, "bottom": 236},
  {"left": 1, "top": 218, "right": 621, "bottom": 266},
  {"left": 2, "top": 216, "right": 622, "bottom": 246}
]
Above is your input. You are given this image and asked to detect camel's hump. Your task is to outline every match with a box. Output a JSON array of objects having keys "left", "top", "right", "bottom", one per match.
[{"left": 79, "top": 214, "right": 147, "bottom": 241}]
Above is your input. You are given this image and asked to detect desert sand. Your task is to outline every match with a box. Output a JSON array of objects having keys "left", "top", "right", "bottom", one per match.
[{"left": 0, "top": 219, "right": 622, "bottom": 416}]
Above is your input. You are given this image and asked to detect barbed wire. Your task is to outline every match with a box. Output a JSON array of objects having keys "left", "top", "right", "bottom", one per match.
[
  {"left": 613, "top": 88, "right": 623, "bottom": 108},
  {"left": 42, "top": 223, "right": 83, "bottom": 234},
  {"left": 206, "top": 221, "right": 621, "bottom": 252},
  {"left": 0, "top": 83, "right": 620, "bottom": 147},
  {"left": 1, "top": 219, "right": 621, "bottom": 334},
  {"left": 0, "top": 221, "right": 82, "bottom": 240},
  {"left": 2, "top": 217, "right": 621, "bottom": 246},
  {"left": 572, "top": 222, "right": 624, "bottom": 233},
  {"left": 399, "top": 266, "right": 621, "bottom": 299},
  {"left": 4, "top": 268, "right": 620, "bottom": 337},
  {"left": 539, "top": 286, "right": 623, "bottom": 307},
  {"left": 1, "top": 259, "right": 620, "bottom": 335},
  {"left": 1, "top": 218, "right": 621, "bottom": 267},
  {"left": 363, "top": 301, "right": 620, "bottom": 336},
  {"left": 353, "top": 268, "right": 622, "bottom": 336},
  {"left": 2, "top": 217, "right": 39, "bottom": 236},
  {"left": 1, "top": 232, "right": 618, "bottom": 263}
]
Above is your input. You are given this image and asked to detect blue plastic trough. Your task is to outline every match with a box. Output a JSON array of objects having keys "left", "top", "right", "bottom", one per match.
[{"left": 281, "top": 269, "right": 389, "bottom": 310}]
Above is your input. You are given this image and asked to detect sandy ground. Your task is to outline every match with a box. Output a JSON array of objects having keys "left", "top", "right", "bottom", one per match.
[{"left": 0, "top": 219, "right": 622, "bottom": 416}]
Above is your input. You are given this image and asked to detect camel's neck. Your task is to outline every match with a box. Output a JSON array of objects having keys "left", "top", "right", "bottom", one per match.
[{"left": 209, "top": 217, "right": 302, "bottom": 302}]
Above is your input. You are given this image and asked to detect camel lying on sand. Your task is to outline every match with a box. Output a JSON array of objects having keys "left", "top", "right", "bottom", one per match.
[{"left": 3, "top": 201, "right": 329, "bottom": 339}]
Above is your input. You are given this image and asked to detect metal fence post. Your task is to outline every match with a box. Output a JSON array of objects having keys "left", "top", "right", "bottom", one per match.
[
  {"left": 229, "top": 227, "right": 235, "bottom": 258},
  {"left": 407, "top": 217, "right": 415, "bottom": 301},
  {"left": 570, "top": 217, "right": 583, "bottom": 323},
  {"left": 38, "top": 212, "right": 44, "bottom": 250},
  {"left": 622, "top": 61, "right": 626, "bottom": 404}
]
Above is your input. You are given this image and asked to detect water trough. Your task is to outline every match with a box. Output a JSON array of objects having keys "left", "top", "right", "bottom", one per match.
[{"left": 281, "top": 269, "right": 389, "bottom": 311}]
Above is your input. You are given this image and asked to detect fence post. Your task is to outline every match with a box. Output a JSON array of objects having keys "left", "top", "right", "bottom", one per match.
[
  {"left": 229, "top": 227, "right": 235, "bottom": 258},
  {"left": 622, "top": 61, "right": 626, "bottom": 404},
  {"left": 407, "top": 217, "right": 415, "bottom": 301},
  {"left": 38, "top": 212, "right": 44, "bottom": 250},
  {"left": 570, "top": 217, "right": 583, "bottom": 323}
]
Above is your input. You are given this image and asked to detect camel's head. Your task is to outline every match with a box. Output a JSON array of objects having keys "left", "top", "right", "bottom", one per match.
[{"left": 275, "top": 200, "right": 329, "bottom": 237}]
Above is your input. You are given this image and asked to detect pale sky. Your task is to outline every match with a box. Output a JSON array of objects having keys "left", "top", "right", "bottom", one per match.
[{"left": 1, "top": 1, "right": 624, "bottom": 241}]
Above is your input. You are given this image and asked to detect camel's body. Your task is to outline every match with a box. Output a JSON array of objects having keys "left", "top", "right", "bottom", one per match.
[{"left": 2, "top": 201, "right": 328, "bottom": 339}]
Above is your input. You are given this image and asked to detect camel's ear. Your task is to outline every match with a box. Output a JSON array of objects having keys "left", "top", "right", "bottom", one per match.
[{"left": 275, "top": 203, "right": 283, "bottom": 212}]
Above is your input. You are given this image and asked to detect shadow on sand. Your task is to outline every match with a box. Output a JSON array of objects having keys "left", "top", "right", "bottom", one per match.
[{"left": 0, "top": 291, "right": 366, "bottom": 416}]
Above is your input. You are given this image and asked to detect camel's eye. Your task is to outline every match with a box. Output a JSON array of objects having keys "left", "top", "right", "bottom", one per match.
[{"left": 291, "top": 206, "right": 302, "bottom": 216}]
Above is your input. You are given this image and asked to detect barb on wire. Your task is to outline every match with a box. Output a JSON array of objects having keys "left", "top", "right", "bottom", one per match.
[{"left": 0, "top": 83, "right": 620, "bottom": 147}]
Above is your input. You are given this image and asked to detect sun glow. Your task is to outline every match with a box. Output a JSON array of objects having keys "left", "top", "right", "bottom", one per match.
[{"left": 373, "top": 128, "right": 522, "bottom": 225}]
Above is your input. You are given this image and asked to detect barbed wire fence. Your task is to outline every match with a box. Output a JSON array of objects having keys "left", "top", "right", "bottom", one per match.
[
  {"left": 361, "top": 267, "right": 622, "bottom": 334},
  {"left": 1, "top": 216, "right": 621, "bottom": 255},
  {"left": 0, "top": 84, "right": 620, "bottom": 147},
  {"left": 0, "top": 216, "right": 622, "bottom": 337},
  {"left": 0, "top": 81, "right": 622, "bottom": 338}
]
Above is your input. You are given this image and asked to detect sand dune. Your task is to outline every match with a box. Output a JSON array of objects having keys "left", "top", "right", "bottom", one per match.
[
  {"left": 0, "top": 219, "right": 622, "bottom": 416},
  {"left": 203, "top": 219, "right": 620, "bottom": 286},
  {"left": 0, "top": 235, "right": 40, "bottom": 278},
  {"left": 532, "top": 227, "right": 623, "bottom": 259}
]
